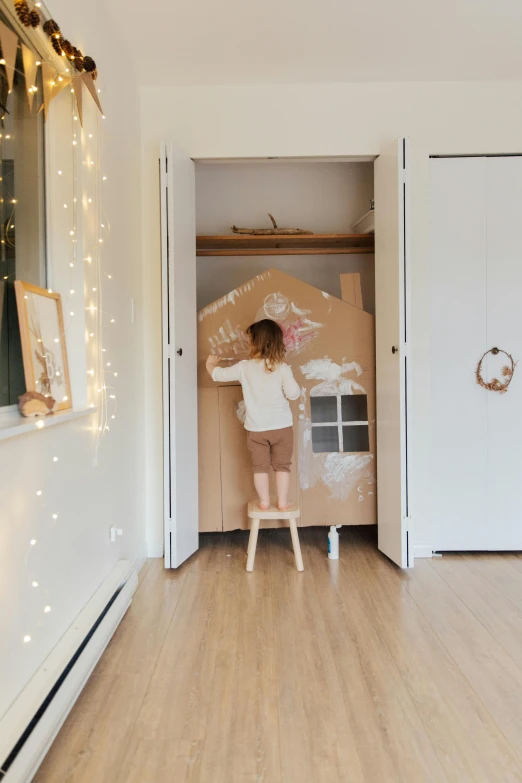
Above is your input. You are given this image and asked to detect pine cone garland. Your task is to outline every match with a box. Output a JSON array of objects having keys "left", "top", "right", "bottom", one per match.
[
  {"left": 40, "top": 18, "right": 100, "bottom": 81},
  {"left": 61, "top": 39, "right": 74, "bottom": 57},
  {"left": 70, "top": 47, "right": 84, "bottom": 71},
  {"left": 51, "top": 36, "right": 63, "bottom": 56},
  {"left": 43, "top": 19, "right": 60, "bottom": 36},
  {"left": 15, "top": 0, "right": 31, "bottom": 26},
  {"left": 83, "top": 56, "right": 97, "bottom": 73},
  {"left": 29, "top": 9, "right": 40, "bottom": 28}
]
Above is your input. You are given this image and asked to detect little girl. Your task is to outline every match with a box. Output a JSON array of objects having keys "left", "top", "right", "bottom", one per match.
[{"left": 206, "top": 319, "right": 300, "bottom": 511}]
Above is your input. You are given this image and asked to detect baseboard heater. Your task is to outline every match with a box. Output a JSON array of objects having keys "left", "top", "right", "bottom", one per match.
[{"left": 0, "top": 560, "right": 138, "bottom": 783}]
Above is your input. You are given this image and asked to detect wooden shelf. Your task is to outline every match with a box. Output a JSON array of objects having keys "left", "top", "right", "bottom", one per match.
[{"left": 196, "top": 233, "right": 374, "bottom": 257}]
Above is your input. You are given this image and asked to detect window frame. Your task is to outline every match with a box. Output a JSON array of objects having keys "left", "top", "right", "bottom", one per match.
[
  {"left": 310, "top": 393, "right": 370, "bottom": 454},
  {"left": 0, "top": 3, "right": 87, "bottom": 419}
]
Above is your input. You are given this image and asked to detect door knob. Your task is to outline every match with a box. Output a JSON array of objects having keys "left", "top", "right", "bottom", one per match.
[
  {"left": 391, "top": 346, "right": 398, "bottom": 354},
  {"left": 177, "top": 348, "right": 183, "bottom": 356}
]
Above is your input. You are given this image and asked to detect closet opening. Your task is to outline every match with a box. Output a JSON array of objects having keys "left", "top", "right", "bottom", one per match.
[{"left": 194, "top": 157, "right": 378, "bottom": 539}]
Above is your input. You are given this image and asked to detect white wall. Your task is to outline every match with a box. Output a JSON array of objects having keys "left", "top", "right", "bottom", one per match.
[
  {"left": 195, "top": 160, "right": 374, "bottom": 311},
  {"left": 0, "top": 1, "right": 145, "bottom": 720},
  {"left": 141, "top": 80, "right": 522, "bottom": 556},
  {"left": 195, "top": 160, "right": 373, "bottom": 234}
]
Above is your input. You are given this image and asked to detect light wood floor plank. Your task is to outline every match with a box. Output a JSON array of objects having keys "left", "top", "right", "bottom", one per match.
[
  {"left": 34, "top": 556, "right": 191, "bottom": 783},
  {"left": 268, "top": 529, "right": 364, "bottom": 783},
  {"left": 31, "top": 530, "right": 522, "bottom": 783},
  {"left": 137, "top": 557, "right": 153, "bottom": 585},
  {"left": 402, "top": 557, "right": 522, "bottom": 765},
  {"left": 429, "top": 555, "right": 522, "bottom": 670},
  {"left": 198, "top": 532, "right": 281, "bottom": 782},
  {"left": 462, "top": 553, "right": 522, "bottom": 611},
  {"left": 304, "top": 530, "right": 448, "bottom": 783},
  {"left": 508, "top": 554, "right": 522, "bottom": 574},
  {"left": 348, "top": 529, "right": 522, "bottom": 782},
  {"left": 115, "top": 535, "right": 237, "bottom": 783}
]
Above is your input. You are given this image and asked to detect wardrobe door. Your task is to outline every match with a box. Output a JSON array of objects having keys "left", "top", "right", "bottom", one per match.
[
  {"left": 430, "top": 158, "right": 488, "bottom": 550},
  {"left": 375, "top": 138, "right": 412, "bottom": 567},
  {"left": 160, "top": 143, "right": 199, "bottom": 567},
  {"left": 485, "top": 158, "right": 522, "bottom": 549}
]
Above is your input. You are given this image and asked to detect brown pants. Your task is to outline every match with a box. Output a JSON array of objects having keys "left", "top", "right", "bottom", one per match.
[{"left": 247, "top": 427, "right": 294, "bottom": 473}]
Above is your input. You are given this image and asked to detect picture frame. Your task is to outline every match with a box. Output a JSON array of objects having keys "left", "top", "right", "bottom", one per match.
[{"left": 14, "top": 280, "right": 72, "bottom": 412}]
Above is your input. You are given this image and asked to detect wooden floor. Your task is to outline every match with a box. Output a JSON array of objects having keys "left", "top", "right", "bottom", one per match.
[{"left": 35, "top": 527, "right": 522, "bottom": 783}]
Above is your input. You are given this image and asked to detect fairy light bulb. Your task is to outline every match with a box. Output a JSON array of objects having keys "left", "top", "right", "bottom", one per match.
[
  {"left": 23, "top": 635, "right": 31, "bottom": 643},
  {"left": 30, "top": 539, "right": 36, "bottom": 546}
]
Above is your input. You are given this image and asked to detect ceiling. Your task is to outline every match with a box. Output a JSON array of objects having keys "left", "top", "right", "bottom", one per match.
[{"left": 109, "top": 0, "right": 522, "bottom": 86}]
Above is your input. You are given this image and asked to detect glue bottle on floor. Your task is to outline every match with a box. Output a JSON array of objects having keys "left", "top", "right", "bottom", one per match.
[{"left": 328, "top": 526, "right": 341, "bottom": 560}]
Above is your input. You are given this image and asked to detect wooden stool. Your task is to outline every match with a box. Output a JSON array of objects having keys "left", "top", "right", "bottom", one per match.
[{"left": 246, "top": 501, "right": 304, "bottom": 572}]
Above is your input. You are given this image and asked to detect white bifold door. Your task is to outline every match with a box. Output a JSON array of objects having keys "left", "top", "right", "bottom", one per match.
[
  {"left": 375, "top": 138, "right": 412, "bottom": 568},
  {"left": 430, "top": 155, "right": 522, "bottom": 551},
  {"left": 161, "top": 140, "right": 412, "bottom": 569},
  {"left": 160, "top": 143, "right": 199, "bottom": 568}
]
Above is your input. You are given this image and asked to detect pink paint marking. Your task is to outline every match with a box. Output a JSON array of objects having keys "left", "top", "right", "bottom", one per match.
[{"left": 282, "top": 318, "right": 319, "bottom": 356}]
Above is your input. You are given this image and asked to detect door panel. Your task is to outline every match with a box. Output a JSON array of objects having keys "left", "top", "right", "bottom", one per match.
[
  {"left": 160, "top": 143, "right": 199, "bottom": 567},
  {"left": 430, "top": 155, "right": 522, "bottom": 551},
  {"left": 430, "top": 158, "right": 488, "bottom": 550},
  {"left": 374, "top": 138, "right": 411, "bottom": 567},
  {"left": 485, "top": 158, "right": 522, "bottom": 549}
]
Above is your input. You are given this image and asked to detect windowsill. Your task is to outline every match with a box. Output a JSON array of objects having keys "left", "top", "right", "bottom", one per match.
[{"left": 0, "top": 406, "right": 97, "bottom": 442}]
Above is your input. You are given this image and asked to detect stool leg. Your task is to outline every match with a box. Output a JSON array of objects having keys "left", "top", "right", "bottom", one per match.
[
  {"left": 246, "top": 518, "right": 260, "bottom": 572},
  {"left": 289, "top": 518, "right": 304, "bottom": 572}
]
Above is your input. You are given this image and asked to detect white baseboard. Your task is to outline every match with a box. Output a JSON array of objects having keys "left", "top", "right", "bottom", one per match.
[
  {"left": 414, "top": 542, "right": 434, "bottom": 558},
  {"left": 0, "top": 560, "right": 138, "bottom": 783}
]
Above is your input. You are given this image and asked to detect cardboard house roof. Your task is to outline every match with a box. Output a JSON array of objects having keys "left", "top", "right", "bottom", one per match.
[{"left": 197, "top": 268, "right": 375, "bottom": 387}]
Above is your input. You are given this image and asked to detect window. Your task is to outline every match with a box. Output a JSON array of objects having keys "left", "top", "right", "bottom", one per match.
[
  {"left": 310, "top": 394, "right": 369, "bottom": 453},
  {"left": 0, "top": 22, "right": 46, "bottom": 407}
]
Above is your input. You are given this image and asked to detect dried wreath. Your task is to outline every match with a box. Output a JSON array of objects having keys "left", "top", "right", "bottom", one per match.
[{"left": 476, "top": 347, "right": 517, "bottom": 394}]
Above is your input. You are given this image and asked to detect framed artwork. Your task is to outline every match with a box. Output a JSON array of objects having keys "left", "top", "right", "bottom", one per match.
[{"left": 14, "top": 280, "right": 72, "bottom": 411}]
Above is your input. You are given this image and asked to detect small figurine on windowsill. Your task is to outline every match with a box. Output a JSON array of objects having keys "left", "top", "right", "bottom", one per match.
[{"left": 18, "top": 391, "right": 56, "bottom": 417}]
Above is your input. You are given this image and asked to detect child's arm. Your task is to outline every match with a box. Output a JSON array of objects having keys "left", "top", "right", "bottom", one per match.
[
  {"left": 206, "top": 354, "right": 219, "bottom": 378},
  {"left": 281, "top": 363, "right": 301, "bottom": 400},
  {"left": 206, "top": 355, "right": 242, "bottom": 382}
]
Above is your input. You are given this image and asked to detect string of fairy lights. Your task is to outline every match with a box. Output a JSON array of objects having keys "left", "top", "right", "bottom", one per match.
[{"left": 0, "top": 19, "right": 121, "bottom": 651}]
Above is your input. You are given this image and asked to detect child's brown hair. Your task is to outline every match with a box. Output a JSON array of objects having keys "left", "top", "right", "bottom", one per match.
[{"left": 246, "top": 319, "right": 286, "bottom": 372}]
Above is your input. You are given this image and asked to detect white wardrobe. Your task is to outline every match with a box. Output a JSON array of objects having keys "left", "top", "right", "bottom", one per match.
[{"left": 430, "top": 156, "right": 522, "bottom": 551}]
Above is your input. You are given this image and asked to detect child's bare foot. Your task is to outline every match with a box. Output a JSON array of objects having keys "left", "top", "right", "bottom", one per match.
[
  {"left": 277, "top": 501, "right": 292, "bottom": 511},
  {"left": 258, "top": 501, "right": 270, "bottom": 511}
]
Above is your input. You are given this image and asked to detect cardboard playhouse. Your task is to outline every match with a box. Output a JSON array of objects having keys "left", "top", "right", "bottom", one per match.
[{"left": 197, "top": 269, "right": 376, "bottom": 531}]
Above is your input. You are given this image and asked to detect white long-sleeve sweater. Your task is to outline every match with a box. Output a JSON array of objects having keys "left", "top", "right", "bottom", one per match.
[{"left": 212, "top": 359, "right": 300, "bottom": 432}]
